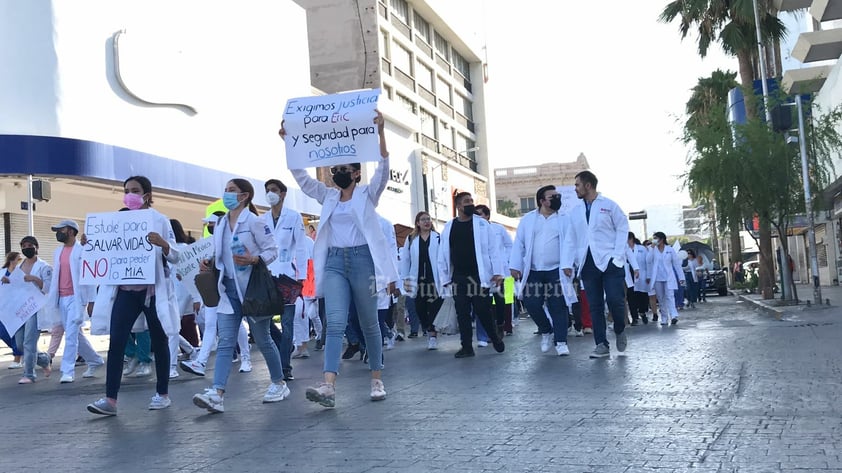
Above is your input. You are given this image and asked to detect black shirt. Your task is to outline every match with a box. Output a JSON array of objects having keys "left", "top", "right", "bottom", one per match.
[
  {"left": 450, "top": 218, "right": 479, "bottom": 278},
  {"left": 418, "top": 235, "right": 433, "bottom": 283}
]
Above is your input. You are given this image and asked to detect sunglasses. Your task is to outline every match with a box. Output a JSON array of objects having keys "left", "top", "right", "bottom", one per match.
[{"left": 330, "top": 166, "right": 357, "bottom": 175}]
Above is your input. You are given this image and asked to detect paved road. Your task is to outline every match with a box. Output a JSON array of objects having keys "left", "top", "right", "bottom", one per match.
[{"left": 1, "top": 295, "right": 840, "bottom": 472}]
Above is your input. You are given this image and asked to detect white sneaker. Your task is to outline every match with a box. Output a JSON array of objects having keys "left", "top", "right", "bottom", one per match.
[
  {"left": 567, "top": 326, "right": 576, "bottom": 336},
  {"left": 193, "top": 388, "right": 224, "bottom": 413},
  {"left": 292, "top": 348, "right": 310, "bottom": 358},
  {"left": 555, "top": 342, "right": 570, "bottom": 356},
  {"left": 82, "top": 363, "right": 102, "bottom": 378},
  {"left": 427, "top": 337, "right": 438, "bottom": 350},
  {"left": 131, "top": 363, "right": 152, "bottom": 378},
  {"left": 7, "top": 361, "right": 23, "bottom": 369},
  {"left": 239, "top": 358, "right": 252, "bottom": 373},
  {"left": 384, "top": 335, "right": 396, "bottom": 351},
  {"left": 263, "top": 382, "right": 291, "bottom": 403},
  {"left": 540, "top": 333, "right": 552, "bottom": 353},
  {"left": 583, "top": 327, "right": 593, "bottom": 334},
  {"left": 60, "top": 374, "right": 74, "bottom": 383},
  {"left": 148, "top": 393, "right": 172, "bottom": 410},
  {"left": 477, "top": 340, "right": 488, "bottom": 347},
  {"left": 122, "top": 358, "right": 139, "bottom": 376},
  {"left": 180, "top": 359, "right": 206, "bottom": 376},
  {"left": 169, "top": 367, "right": 179, "bottom": 379},
  {"left": 370, "top": 379, "right": 386, "bottom": 401},
  {"left": 575, "top": 329, "right": 585, "bottom": 337}
]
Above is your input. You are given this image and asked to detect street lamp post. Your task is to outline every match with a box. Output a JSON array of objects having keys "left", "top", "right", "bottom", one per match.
[{"left": 795, "top": 96, "right": 823, "bottom": 305}]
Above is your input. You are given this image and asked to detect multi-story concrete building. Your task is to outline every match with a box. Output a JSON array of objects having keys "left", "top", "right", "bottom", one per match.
[
  {"left": 294, "top": 0, "right": 491, "bottom": 227},
  {"left": 777, "top": 0, "right": 842, "bottom": 285},
  {"left": 493, "top": 154, "right": 590, "bottom": 216}
]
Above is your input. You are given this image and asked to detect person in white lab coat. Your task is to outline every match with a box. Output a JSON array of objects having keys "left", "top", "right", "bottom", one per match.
[
  {"left": 475, "top": 204, "right": 513, "bottom": 338},
  {"left": 562, "top": 171, "right": 630, "bottom": 359},
  {"left": 646, "top": 231, "right": 686, "bottom": 326},
  {"left": 626, "top": 232, "right": 649, "bottom": 325}
]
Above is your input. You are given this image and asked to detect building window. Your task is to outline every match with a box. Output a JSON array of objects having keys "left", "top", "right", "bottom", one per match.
[
  {"left": 417, "top": 61, "right": 433, "bottom": 91},
  {"left": 396, "top": 93, "right": 416, "bottom": 114},
  {"left": 420, "top": 108, "right": 436, "bottom": 137},
  {"left": 439, "top": 121, "right": 453, "bottom": 149},
  {"left": 392, "top": 40, "right": 412, "bottom": 74},
  {"left": 414, "top": 11, "right": 431, "bottom": 44},
  {"left": 453, "top": 51, "right": 470, "bottom": 78},
  {"left": 519, "top": 197, "right": 536, "bottom": 214},
  {"left": 390, "top": 0, "right": 409, "bottom": 24},
  {"left": 381, "top": 30, "right": 390, "bottom": 59},
  {"left": 454, "top": 92, "right": 473, "bottom": 120},
  {"left": 434, "top": 32, "right": 451, "bottom": 62},
  {"left": 383, "top": 84, "right": 393, "bottom": 99},
  {"left": 436, "top": 76, "right": 451, "bottom": 104}
]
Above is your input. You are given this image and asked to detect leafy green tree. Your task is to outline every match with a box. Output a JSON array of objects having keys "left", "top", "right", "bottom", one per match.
[
  {"left": 661, "top": 0, "right": 789, "bottom": 298},
  {"left": 496, "top": 199, "right": 520, "bottom": 219}
]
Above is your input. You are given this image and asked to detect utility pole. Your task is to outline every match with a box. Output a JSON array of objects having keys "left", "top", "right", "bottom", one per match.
[{"left": 796, "top": 96, "right": 823, "bottom": 305}]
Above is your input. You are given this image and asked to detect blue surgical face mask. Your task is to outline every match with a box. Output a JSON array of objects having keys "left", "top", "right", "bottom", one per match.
[{"left": 223, "top": 192, "right": 241, "bottom": 210}]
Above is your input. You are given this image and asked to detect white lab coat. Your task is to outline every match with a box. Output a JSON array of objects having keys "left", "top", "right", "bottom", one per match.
[
  {"left": 377, "top": 214, "right": 399, "bottom": 310},
  {"left": 91, "top": 208, "right": 182, "bottom": 336},
  {"left": 490, "top": 221, "right": 513, "bottom": 275},
  {"left": 437, "top": 216, "right": 502, "bottom": 296},
  {"left": 399, "top": 231, "right": 441, "bottom": 298},
  {"left": 627, "top": 244, "right": 649, "bottom": 292},
  {"left": 48, "top": 242, "right": 96, "bottom": 323},
  {"left": 211, "top": 209, "right": 278, "bottom": 315},
  {"left": 291, "top": 158, "right": 398, "bottom": 297},
  {"left": 509, "top": 209, "right": 572, "bottom": 298},
  {"left": 562, "top": 194, "right": 629, "bottom": 276},
  {"left": 623, "top": 245, "right": 641, "bottom": 289},
  {"left": 260, "top": 206, "right": 308, "bottom": 280},
  {"left": 646, "top": 245, "right": 685, "bottom": 291}
]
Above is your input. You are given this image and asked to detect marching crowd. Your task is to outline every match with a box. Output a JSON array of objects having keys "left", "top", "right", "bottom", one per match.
[{"left": 1, "top": 112, "right": 713, "bottom": 415}]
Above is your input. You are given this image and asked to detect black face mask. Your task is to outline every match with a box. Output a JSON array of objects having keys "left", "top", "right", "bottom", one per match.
[
  {"left": 332, "top": 172, "right": 353, "bottom": 189},
  {"left": 56, "top": 231, "right": 69, "bottom": 243},
  {"left": 549, "top": 195, "right": 562, "bottom": 212},
  {"left": 22, "top": 248, "right": 37, "bottom": 259},
  {"left": 207, "top": 225, "right": 215, "bottom": 235},
  {"left": 462, "top": 204, "right": 476, "bottom": 216}
]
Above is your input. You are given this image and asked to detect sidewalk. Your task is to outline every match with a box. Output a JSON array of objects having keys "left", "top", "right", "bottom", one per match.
[{"left": 734, "top": 282, "right": 841, "bottom": 319}]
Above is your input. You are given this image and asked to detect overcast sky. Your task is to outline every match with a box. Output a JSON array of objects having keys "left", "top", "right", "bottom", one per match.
[{"left": 430, "top": 0, "right": 741, "bottom": 213}]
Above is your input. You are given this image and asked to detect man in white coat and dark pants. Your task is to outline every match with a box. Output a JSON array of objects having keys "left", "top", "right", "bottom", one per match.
[
  {"left": 261, "top": 178, "right": 308, "bottom": 381},
  {"left": 562, "top": 171, "right": 631, "bottom": 359},
  {"left": 49, "top": 219, "right": 105, "bottom": 383},
  {"left": 510, "top": 185, "right": 574, "bottom": 356},
  {"left": 475, "top": 204, "right": 512, "bottom": 339},
  {"left": 438, "top": 192, "right": 505, "bottom": 358}
]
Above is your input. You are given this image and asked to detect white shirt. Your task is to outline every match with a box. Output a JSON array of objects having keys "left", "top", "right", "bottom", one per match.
[
  {"left": 531, "top": 212, "right": 561, "bottom": 271},
  {"left": 328, "top": 200, "right": 367, "bottom": 248},
  {"left": 562, "top": 193, "right": 629, "bottom": 275}
]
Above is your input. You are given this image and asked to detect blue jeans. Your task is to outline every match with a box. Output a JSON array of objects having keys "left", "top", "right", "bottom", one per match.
[
  {"left": 212, "top": 278, "right": 284, "bottom": 391},
  {"left": 581, "top": 253, "right": 626, "bottom": 347},
  {"left": 521, "top": 269, "right": 569, "bottom": 344},
  {"left": 405, "top": 296, "right": 420, "bottom": 334},
  {"left": 323, "top": 245, "right": 382, "bottom": 373},
  {"left": 0, "top": 321, "right": 21, "bottom": 357},
  {"left": 15, "top": 314, "right": 49, "bottom": 380},
  {"left": 686, "top": 277, "right": 699, "bottom": 304}
]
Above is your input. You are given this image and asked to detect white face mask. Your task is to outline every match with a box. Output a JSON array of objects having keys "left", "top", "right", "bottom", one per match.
[
  {"left": 652, "top": 238, "right": 660, "bottom": 245},
  {"left": 266, "top": 191, "right": 281, "bottom": 207}
]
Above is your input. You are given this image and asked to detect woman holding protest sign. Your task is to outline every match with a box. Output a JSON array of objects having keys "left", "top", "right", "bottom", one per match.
[
  {"left": 280, "top": 110, "right": 397, "bottom": 408},
  {"left": 86, "top": 176, "right": 181, "bottom": 416},
  {"left": 191, "top": 179, "right": 289, "bottom": 414}
]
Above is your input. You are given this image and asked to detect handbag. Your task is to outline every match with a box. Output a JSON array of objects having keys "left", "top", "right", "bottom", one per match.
[
  {"left": 242, "top": 257, "right": 285, "bottom": 317},
  {"left": 274, "top": 273, "right": 303, "bottom": 304},
  {"left": 194, "top": 261, "right": 221, "bottom": 308}
]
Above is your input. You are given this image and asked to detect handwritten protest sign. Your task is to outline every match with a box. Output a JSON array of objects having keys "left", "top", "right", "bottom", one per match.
[
  {"left": 174, "top": 237, "right": 215, "bottom": 300},
  {"left": 0, "top": 271, "right": 48, "bottom": 334},
  {"left": 282, "top": 89, "right": 381, "bottom": 169},
  {"left": 80, "top": 210, "right": 156, "bottom": 285}
]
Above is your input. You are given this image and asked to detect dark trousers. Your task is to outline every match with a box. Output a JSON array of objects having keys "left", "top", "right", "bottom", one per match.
[
  {"left": 452, "top": 274, "right": 501, "bottom": 349},
  {"left": 415, "top": 289, "right": 443, "bottom": 334},
  {"left": 106, "top": 290, "right": 169, "bottom": 399},
  {"left": 491, "top": 291, "right": 507, "bottom": 330},
  {"left": 627, "top": 288, "right": 648, "bottom": 320},
  {"left": 569, "top": 301, "right": 583, "bottom": 331},
  {"left": 580, "top": 252, "right": 627, "bottom": 347}
]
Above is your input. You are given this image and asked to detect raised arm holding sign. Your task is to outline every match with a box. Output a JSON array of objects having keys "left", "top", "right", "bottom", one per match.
[{"left": 282, "top": 89, "right": 383, "bottom": 169}]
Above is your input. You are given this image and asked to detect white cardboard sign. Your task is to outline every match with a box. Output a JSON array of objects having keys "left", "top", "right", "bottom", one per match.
[{"left": 80, "top": 210, "right": 157, "bottom": 285}]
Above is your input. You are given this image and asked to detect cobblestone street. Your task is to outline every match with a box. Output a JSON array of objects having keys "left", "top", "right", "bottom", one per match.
[{"left": 1, "top": 295, "right": 840, "bottom": 472}]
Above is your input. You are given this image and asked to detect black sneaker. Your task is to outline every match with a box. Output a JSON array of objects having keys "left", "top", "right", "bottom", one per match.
[
  {"left": 492, "top": 339, "right": 505, "bottom": 353},
  {"left": 641, "top": 314, "right": 649, "bottom": 325},
  {"left": 454, "top": 348, "right": 475, "bottom": 358},
  {"left": 671, "top": 318, "right": 679, "bottom": 325},
  {"left": 342, "top": 344, "right": 360, "bottom": 360},
  {"left": 630, "top": 320, "right": 640, "bottom": 326},
  {"left": 395, "top": 333, "right": 405, "bottom": 342},
  {"left": 283, "top": 369, "right": 294, "bottom": 381},
  {"left": 408, "top": 332, "right": 418, "bottom": 338}
]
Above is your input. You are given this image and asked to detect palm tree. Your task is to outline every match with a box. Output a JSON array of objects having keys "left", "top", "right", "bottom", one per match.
[{"left": 660, "top": 0, "right": 789, "bottom": 298}]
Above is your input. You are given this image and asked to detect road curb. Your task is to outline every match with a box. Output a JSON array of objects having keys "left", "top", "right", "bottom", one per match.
[{"left": 732, "top": 291, "right": 785, "bottom": 320}]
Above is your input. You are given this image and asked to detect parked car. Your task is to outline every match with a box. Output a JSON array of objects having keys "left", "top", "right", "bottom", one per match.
[{"left": 704, "top": 262, "right": 728, "bottom": 296}]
